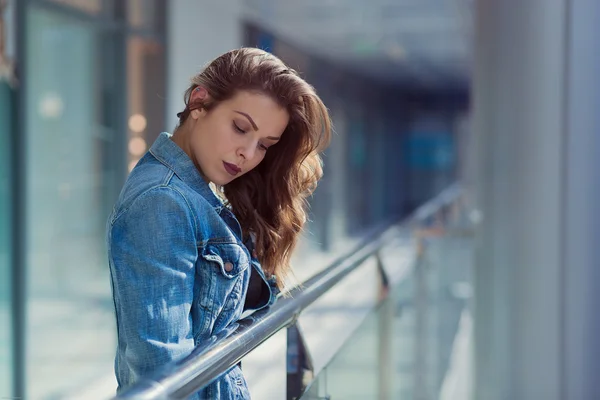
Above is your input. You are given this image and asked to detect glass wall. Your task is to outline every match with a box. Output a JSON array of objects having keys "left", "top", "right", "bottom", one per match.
[
  {"left": 25, "top": 7, "right": 119, "bottom": 399},
  {"left": 0, "top": 81, "right": 13, "bottom": 399},
  {"left": 19, "top": 1, "right": 166, "bottom": 398}
]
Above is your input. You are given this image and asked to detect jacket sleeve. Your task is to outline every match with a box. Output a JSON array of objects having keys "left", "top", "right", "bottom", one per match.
[{"left": 108, "top": 186, "right": 200, "bottom": 397}]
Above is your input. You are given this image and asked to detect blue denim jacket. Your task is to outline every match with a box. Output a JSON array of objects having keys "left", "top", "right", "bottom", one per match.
[{"left": 107, "top": 132, "right": 278, "bottom": 399}]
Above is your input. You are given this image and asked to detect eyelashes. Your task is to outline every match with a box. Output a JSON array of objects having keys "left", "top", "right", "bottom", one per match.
[
  {"left": 233, "top": 121, "right": 246, "bottom": 134},
  {"left": 233, "top": 121, "right": 268, "bottom": 151}
]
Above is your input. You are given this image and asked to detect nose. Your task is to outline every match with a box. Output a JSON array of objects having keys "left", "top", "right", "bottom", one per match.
[{"left": 238, "top": 139, "right": 257, "bottom": 161}]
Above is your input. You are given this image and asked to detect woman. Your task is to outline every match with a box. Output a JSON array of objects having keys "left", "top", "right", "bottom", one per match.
[{"left": 107, "top": 47, "right": 331, "bottom": 399}]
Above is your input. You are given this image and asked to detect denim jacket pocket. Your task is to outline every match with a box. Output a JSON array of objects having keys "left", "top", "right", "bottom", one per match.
[
  {"left": 198, "top": 242, "right": 250, "bottom": 321},
  {"left": 201, "top": 243, "right": 249, "bottom": 278}
]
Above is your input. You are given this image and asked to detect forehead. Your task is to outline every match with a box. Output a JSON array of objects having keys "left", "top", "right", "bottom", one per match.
[{"left": 222, "top": 91, "right": 289, "bottom": 126}]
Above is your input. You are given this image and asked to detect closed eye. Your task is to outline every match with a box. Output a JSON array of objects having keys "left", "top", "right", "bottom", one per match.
[
  {"left": 258, "top": 143, "right": 269, "bottom": 151},
  {"left": 233, "top": 121, "right": 246, "bottom": 134}
]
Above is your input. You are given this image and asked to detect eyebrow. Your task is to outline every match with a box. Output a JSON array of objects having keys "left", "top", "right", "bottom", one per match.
[{"left": 234, "top": 111, "right": 259, "bottom": 131}]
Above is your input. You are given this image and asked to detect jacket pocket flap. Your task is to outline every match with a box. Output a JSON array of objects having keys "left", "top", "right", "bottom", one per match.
[{"left": 200, "top": 243, "right": 249, "bottom": 279}]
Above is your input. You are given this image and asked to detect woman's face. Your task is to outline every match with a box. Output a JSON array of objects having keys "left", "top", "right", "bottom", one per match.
[{"left": 187, "top": 89, "right": 289, "bottom": 185}]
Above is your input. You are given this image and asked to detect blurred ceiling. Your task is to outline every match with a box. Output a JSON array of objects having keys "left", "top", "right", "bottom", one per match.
[{"left": 243, "top": 0, "right": 473, "bottom": 89}]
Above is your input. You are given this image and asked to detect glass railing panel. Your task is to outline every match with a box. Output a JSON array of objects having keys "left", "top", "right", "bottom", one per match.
[{"left": 300, "top": 201, "right": 474, "bottom": 400}]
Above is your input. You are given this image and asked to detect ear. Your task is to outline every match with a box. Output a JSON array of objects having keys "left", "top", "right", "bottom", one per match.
[
  {"left": 189, "top": 86, "right": 210, "bottom": 119},
  {"left": 190, "top": 86, "right": 209, "bottom": 103}
]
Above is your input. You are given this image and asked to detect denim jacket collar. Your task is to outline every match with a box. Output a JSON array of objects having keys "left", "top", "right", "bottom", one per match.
[{"left": 149, "top": 132, "right": 224, "bottom": 211}]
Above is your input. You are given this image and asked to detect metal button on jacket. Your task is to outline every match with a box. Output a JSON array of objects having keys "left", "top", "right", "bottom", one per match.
[{"left": 224, "top": 262, "right": 234, "bottom": 272}]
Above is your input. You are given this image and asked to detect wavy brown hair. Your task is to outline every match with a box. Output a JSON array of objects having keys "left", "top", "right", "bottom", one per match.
[{"left": 176, "top": 48, "right": 331, "bottom": 288}]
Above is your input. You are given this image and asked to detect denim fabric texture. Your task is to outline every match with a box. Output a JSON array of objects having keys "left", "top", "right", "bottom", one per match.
[{"left": 107, "top": 132, "right": 279, "bottom": 399}]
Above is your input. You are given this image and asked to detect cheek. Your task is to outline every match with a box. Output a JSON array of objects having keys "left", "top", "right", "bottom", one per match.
[
  {"left": 214, "top": 126, "right": 238, "bottom": 152},
  {"left": 195, "top": 124, "right": 228, "bottom": 154}
]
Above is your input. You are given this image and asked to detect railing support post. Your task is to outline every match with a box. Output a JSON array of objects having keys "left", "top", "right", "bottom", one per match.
[
  {"left": 377, "top": 252, "right": 393, "bottom": 400},
  {"left": 287, "top": 323, "right": 314, "bottom": 400}
]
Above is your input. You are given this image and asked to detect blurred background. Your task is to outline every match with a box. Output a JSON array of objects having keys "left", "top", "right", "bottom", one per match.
[{"left": 0, "top": 0, "right": 598, "bottom": 399}]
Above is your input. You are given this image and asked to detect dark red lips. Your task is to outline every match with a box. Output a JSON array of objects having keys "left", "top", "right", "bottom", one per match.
[{"left": 223, "top": 161, "right": 241, "bottom": 176}]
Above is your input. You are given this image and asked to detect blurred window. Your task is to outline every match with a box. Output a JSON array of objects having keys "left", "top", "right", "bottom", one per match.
[
  {"left": 47, "top": 0, "right": 108, "bottom": 15},
  {"left": 126, "top": 36, "right": 166, "bottom": 171},
  {"left": 24, "top": 6, "right": 119, "bottom": 398},
  {"left": 18, "top": 1, "right": 167, "bottom": 397},
  {"left": 127, "top": 0, "right": 165, "bottom": 30},
  {"left": 0, "top": 82, "right": 13, "bottom": 399}
]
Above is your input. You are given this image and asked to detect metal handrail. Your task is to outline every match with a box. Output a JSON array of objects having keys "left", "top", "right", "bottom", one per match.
[{"left": 114, "top": 185, "right": 463, "bottom": 400}]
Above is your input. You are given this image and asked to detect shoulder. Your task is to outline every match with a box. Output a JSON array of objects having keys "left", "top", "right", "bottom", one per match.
[
  {"left": 113, "top": 185, "right": 195, "bottom": 226},
  {"left": 112, "top": 153, "right": 197, "bottom": 218},
  {"left": 109, "top": 158, "right": 232, "bottom": 244}
]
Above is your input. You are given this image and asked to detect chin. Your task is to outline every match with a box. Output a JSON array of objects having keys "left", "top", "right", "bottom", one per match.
[{"left": 211, "top": 175, "right": 236, "bottom": 186}]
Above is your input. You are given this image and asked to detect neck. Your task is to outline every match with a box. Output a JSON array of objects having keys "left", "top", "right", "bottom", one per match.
[
  {"left": 171, "top": 123, "right": 191, "bottom": 153},
  {"left": 171, "top": 123, "right": 210, "bottom": 183}
]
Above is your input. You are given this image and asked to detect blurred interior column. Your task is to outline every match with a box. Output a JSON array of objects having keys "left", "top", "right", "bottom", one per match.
[
  {"left": 472, "top": 0, "right": 600, "bottom": 399},
  {"left": 167, "top": 0, "right": 243, "bottom": 129}
]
